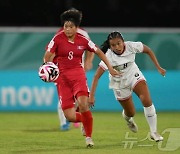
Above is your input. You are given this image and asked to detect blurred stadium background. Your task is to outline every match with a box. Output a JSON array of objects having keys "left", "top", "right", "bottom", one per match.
[
  {"left": 0, "top": 1, "right": 180, "bottom": 153},
  {"left": 0, "top": 0, "right": 180, "bottom": 112}
]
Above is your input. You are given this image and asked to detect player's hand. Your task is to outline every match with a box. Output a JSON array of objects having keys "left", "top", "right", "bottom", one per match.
[
  {"left": 109, "top": 67, "right": 121, "bottom": 77},
  {"left": 88, "top": 95, "right": 95, "bottom": 109},
  {"left": 158, "top": 67, "right": 166, "bottom": 77}
]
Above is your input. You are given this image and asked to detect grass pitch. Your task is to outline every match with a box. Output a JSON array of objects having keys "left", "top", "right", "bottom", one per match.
[{"left": 0, "top": 111, "right": 179, "bottom": 154}]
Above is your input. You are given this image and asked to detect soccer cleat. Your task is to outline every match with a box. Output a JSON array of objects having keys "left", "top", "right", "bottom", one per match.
[
  {"left": 73, "top": 122, "right": 80, "bottom": 128},
  {"left": 122, "top": 111, "right": 138, "bottom": 133},
  {"left": 81, "top": 125, "right": 86, "bottom": 136},
  {"left": 60, "top": 120, "right": 70, "bottom": 131},
  {"left": 86, "top": 137, "right": 94, "bottom": 148},
  {"left": 150, "top": 132, "right": 163, "bottom": 142},
  {"left": 127, "top": 119, "right": 138, "bottom": 133}
]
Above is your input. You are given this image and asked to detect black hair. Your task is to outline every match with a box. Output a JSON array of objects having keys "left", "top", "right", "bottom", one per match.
[
  {"left": 60, "top": 8, "right": 82, "bottom": 27},
  {"left": 100, "top": 31, "right": 124, "bottom": 53}
]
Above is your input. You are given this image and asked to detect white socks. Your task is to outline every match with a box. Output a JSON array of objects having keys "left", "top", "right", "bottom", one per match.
[
  {"left": 144, "top": 104, "right": 157, "bottom": 133},
  {"left": 57, "top": 102, "right": 67, "bottom": 126}
]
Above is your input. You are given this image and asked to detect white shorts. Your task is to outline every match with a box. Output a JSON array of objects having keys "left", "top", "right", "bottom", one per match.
[{"left": 113, "top": 70, "right": 146, "bottom": 100}]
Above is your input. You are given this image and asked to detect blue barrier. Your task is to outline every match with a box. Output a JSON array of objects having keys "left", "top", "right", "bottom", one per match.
[
  {"left": 0, "top": 70, "right": 180, "bottom": 111},
  {"left": 0, "top": 71, "right": 58, "bottom": 111}
]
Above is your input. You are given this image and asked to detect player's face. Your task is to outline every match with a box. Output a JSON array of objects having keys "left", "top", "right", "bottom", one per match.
[
  {"left": 63, "top": 21, "right": 77, "bottom": 38},
  {"left": 109, "top": 38, "right": 125, "bottom": 54}
]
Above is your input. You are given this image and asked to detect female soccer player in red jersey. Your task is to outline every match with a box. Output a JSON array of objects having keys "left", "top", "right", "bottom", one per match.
[
  {"left": 43, "top": 9, "right": 119, "bottom": 147},
  {"left": 51, "top": 26, "right": 94, "bottom": 131},
  {"left": 89, "top": 31, "right": 166, "bottom": 142}
]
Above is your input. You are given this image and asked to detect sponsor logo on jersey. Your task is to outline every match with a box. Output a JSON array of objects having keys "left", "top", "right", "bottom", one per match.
[{"left": 135, "top": 73, "right": 139, "bottom": 77}]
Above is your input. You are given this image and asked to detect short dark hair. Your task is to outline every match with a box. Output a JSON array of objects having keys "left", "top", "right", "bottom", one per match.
[{"left": 60, "top": 8, "right": 82, "bottom": 27}]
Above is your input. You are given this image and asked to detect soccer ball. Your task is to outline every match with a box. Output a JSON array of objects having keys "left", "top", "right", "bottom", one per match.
[{"left": 38, "top": 62, "right": 59, "bottom": 82}]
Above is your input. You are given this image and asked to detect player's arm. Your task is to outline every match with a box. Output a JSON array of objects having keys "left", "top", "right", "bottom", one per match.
[
  {"left": 89, "top": 66, "right": 105, "bottom": 106},
  {"left": 143, "top": 44, "right": 166, "bottom": 76},
  {"left": 44, "top": 38, "right": 57, "bottom": 63},
  {"left": 84, "top": 51, "right": 94, "bottom": 71},
  {"left": 95, "top": 48, "right": 119, "bottom": 76},
  {"left": 49, "top": 53, "right": 56, "bottom": 62},
  {"left": 43, "top": 51, "right": 54, "bottom": 63}
]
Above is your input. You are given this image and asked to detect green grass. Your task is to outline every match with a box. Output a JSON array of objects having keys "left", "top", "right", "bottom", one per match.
[{"left": 0, "top": 112, "right": 179, "bottom": 154}]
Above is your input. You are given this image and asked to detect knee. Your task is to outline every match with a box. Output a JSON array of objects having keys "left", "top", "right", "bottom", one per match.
[
  {"left": 64, "top": 112, "right": 76, "bottom": 122},
  {"left": 78, "top": 102, "right": 88, "bottom": 112}
]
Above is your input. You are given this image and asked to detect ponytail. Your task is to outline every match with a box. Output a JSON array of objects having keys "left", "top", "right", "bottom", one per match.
[{"left": 100, "top": 40, "right": 109, "bottom": 54}]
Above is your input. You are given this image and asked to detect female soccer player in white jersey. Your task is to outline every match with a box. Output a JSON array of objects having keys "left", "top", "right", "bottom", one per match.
[
  {"left": 43, "top": 9, "right": 119, "bottom": 147},
  {"left": 89, "top": 31, "right": 166, "bottom": 142}
]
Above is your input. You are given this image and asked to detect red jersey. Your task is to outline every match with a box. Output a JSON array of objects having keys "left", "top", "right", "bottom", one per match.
[
  {"left": 46, "top": 31, "right": 97, "bottom": 76},
  {"left": 46, "top": 28, "right": 95, "bottom": 108}
]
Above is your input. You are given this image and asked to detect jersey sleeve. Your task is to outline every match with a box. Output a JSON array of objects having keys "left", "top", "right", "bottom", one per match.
[
  {"left": 86, "top": 40, "right": 98, "bottom": 52},
  {"left": 99, "top": 60, "right": 108, "bottom": 70},
  {"left": 45, "top": 37, "right": 57, "bottom": 53},
  {"left": 130, "top": 41, "right": 143, "bottom": 53}
]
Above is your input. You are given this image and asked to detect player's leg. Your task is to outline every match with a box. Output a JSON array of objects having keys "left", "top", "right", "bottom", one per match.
[
  {"left": 72, "top": 74, "right": 94, "bottom": 147},
  {"left": 56, "top": 84, "right": 82, "bottom": 128},
  {"left": 61, "top": 94, "right": 93, "bottom": 147},
  {"left": 60, "top": 97, "right": 82, "bottom": 123},
  {"left": 63, "top": 107, "right": 80, "bottom": 122},
  {"left": 133, "top": 80, "right": 163, "bottom": 141},
  {"left": 56, "top": 78, "right": 92, "bottom": 147},
  {"left": 73, "top": 101, "right": 80, "bottom": 128},
  {"left": 58, "top": 99, "right": 80, "bottom": 130},
  {"left": 118, "top": 96, "right": 138, "bottom": 133},
  {"left": 57, "top": 101, "right": 70, "bottom": 131},
  {"left": 77, "top": 94, "right": 94, "bottom": 148},
  {"left": 114, "top": 88, "right": 138, "bottom": 133}
]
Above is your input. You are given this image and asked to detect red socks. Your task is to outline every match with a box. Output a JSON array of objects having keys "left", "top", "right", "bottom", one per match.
[
  {"left": 75, "top": 112, "right": 82, "bottom": 122},
  {"left": 74, "top": 110, "right": 93, "bottom": 137},
  {"left": 81, "top": 110, "right": 93, "bottom": 137}
]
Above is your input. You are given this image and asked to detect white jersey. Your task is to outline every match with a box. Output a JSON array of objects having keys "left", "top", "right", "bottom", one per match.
[
  {"left": 99, "top": 41, "right": 146, "bottom": 93},
  {"left": 99, "top": 41, "right": 143, "bottom": 70}
]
